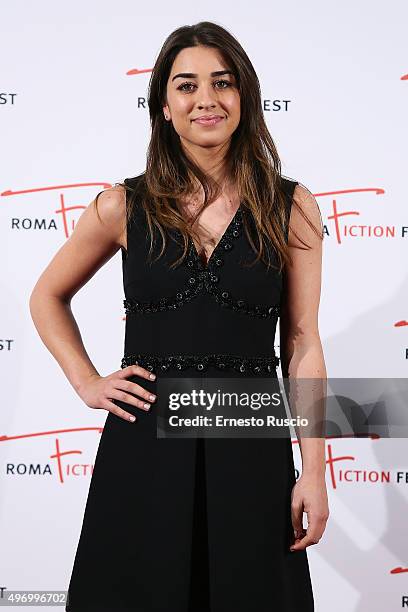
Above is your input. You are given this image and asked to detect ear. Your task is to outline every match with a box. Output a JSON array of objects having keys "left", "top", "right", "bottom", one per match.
[{"left": 162, "top": 104, "right": 171, "bottom": 121}]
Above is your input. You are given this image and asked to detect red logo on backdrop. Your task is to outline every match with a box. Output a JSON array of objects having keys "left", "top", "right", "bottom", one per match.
[
  {"left": 1, "top": 182, "right": 111, "bottom": 239},
  {"left": 291, "top": 435, "right": 408, "bottom": 489},
  {"left": 315, "top": 187, "right": 393, "bottom": 244},
  {"left": 0, "top": 427, "right": 102, "bottom": 483},
  {"left": 315, "top": 187, "right": 407, "bottom": 244}
]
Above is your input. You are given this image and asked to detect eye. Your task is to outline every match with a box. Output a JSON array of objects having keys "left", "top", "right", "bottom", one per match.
[
  {"left": 176, "top": 79, "right": 233, "bottom": 93},
  {"left": 177, "top": 82, "right": 196, "bottom": 92},
  {"left": 214, "top": 79, "right": 232, "bottom": 89}
]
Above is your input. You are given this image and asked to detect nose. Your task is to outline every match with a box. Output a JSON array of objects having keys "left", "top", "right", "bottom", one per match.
[{"left": 196, "top": 82, "right": 217, "bottom": 109}]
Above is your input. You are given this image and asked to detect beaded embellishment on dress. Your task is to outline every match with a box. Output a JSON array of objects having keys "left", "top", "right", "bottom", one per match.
[
  {"left": 121, "top": 352, "right": 280, "bottom": 374},
  {"left": 123, "top": 207, "right": 281, "bottom": 319}
]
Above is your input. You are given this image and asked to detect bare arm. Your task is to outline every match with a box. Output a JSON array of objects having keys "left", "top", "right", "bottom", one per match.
[
  {"left": 29, "top": 186, "right": 156, "bottom": 421},
  {"left": 279, "top": 182, "right": 329, "bottom": 551},
  {"left": 29, "top": 187, "right": 124, "bottom": 390},
  {"left": 280, "top": 183, "right": 327, "bottom": 473}
]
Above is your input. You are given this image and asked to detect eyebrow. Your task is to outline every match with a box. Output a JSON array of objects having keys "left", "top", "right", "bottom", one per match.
[{"left": 171, "top": 70, "right": 234, "bottom": 82}]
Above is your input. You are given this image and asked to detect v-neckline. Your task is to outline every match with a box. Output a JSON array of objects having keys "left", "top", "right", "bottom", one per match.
[{"left": 188, "top": 203, "right": 242, "bottom": 270}]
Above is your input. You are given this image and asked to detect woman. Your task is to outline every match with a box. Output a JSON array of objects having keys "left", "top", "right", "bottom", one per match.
[{"left": 30, "top": 20, "right": 328, "bottom": 612}]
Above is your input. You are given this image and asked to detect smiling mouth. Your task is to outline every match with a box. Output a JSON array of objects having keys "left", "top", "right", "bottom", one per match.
[{"left": 193, "top": 116, "right": 225, "bottom": 126}]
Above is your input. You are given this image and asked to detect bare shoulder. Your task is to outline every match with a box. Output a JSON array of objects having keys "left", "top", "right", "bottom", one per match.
[
  {"left": 289, "top": 182, "right": 324, "bottom": 249},
  {"left": 292, "top": 182, "right": 322, "bottom": 223},
  {"left": 92, "top": 184, "right": 127, "bottom": 247}
]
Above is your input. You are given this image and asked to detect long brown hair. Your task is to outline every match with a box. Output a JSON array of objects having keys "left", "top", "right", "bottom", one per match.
[{"left": 97, "top": 21, "right": 322, "bottom": 271}]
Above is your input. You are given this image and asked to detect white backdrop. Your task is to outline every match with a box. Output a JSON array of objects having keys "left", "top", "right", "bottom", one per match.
[{"left": 1, "top": 1, "right": 407, "bottom": 610}]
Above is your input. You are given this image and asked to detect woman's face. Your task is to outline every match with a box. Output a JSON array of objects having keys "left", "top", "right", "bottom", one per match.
[{"left": 163, "top": 45, "right": 241, "bottom": 152}]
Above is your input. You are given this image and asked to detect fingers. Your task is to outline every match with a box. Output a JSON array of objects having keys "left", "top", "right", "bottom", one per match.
[
  {"left": 290, "top": 499, "right": 304, "bottom": 537},
  {"left": 103, "top": 399, "right": 138, "bottom": 423},
  {"left": 116, "top": 378, "right": 156, "bottom": 406},
  {"left": 109, "top": 387, "right": 153, "bottom": 412},
  {"left": 103, "top": 364, "right": 158, "bottom": 422},
  {"left": 290, "top": 529, "right": 321, "bottom": 552},
  {"left": 118, "top": 364, "right": 156, "bottom": 382},
  {"left": 290, "top": 514, "right": 329, "bottom": 552}
]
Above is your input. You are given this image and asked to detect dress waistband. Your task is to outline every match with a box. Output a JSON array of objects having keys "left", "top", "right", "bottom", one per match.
[{"left": 121, "top": 352, "right": 280, "bottom": 375}]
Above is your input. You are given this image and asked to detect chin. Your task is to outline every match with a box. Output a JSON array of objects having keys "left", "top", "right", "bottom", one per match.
[{"left": 197, "top": 138, "right": 227, "bottom": 148}]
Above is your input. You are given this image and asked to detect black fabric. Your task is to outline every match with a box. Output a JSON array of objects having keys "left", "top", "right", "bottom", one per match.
[
  {"left": 188, "top": 438, "right": 211, "bottom": 611},
  {"left": 65, "top": 175, "right": 314, "bottom": 611}
]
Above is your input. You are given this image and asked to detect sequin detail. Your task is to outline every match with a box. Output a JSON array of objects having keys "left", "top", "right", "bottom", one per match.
[
  {"left": 123, "top": 208, "right": 281, "bottom": 319},
  {"left": 121, "top": 352, "right": 280, "bottom": 374}
]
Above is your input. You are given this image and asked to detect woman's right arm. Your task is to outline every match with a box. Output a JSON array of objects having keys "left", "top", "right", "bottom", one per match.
[{"left": 29, "top": 186, "right": 156, "bottom": 422}]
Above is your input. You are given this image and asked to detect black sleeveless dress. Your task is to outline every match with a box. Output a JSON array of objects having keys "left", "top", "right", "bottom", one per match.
[{"left": 66, "top": 174, "right": 314, "bottom": 611}]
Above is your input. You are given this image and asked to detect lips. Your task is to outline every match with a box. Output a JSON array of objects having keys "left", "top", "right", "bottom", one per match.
[{"left": 193, "top": 115, "right": 224, "bottom": 126}]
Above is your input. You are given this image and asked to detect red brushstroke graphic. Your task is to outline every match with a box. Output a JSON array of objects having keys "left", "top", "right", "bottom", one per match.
[
  {"left": 315, "top": 187, "right": 385, "bottom": 245},
  {"left": 126, "top": 68, "right": 153, "bottom": 75},
  {"left": 0, "top": 426, "right": 103, "bottom": 443},
  {"left": 1, "top": 182, "right": 112, "bottom": 238},
  {"left": 1, "top": 427, "right": 104, "bottom": 483}
]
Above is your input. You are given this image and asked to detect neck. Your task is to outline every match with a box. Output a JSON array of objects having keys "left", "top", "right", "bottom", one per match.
[{"left": 181, "top": 137, "right": 230, "bottom": 185}]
